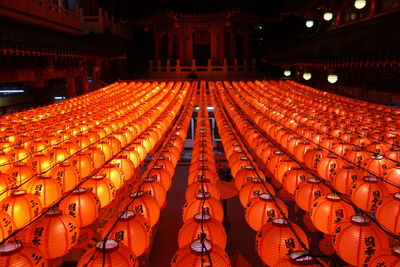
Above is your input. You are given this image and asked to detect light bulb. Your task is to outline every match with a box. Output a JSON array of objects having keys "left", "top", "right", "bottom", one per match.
[
  {"left": 284, "top": 70, "right": 291, "bottom": 77},
  {"left": 354, "top": 0, "right": 366, "bottom": 9},
  {"left": 305, "top": 20, "right": 314, "bottom": 28},
  {"left": 303, "top": 73, "right": 312, "bottom": 80},
  {"left": 327, "top": 74, "right": 338, "bottom": 84},
  {"left": 323, "top": 12, "right": 333, "bottom": 21}
]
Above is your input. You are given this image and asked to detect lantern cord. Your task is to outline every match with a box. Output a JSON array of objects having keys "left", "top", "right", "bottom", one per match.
[
  {"left": 210, "top": 82, "right": 325, "bottom": 267},
  {"left": 221, "top": 81, "right": 400, "bottom": 242},
  {"left": 235, "top": 81, "right": 400, "bottom": 188},
  {"left": 0, "top": 81, "right": 189, "bottom": 247}
]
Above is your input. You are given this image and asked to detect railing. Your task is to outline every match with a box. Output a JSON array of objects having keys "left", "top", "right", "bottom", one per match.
[{"left": 0, "top": 0, "right": 82, "bottom": 34}]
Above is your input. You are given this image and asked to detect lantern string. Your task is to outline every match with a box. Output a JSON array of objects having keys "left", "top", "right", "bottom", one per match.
[
  {"left": 222, "top": 81, "right": 400, "bottom": 241},
  {"left": 0, "top": 81, "right": 185, "bottom": 247},
  {"left": 210, "top": 81, "right": 325, "bottom": 267},
  {"left": 230, "top": 81, "right": 400, "bottom": 189}
]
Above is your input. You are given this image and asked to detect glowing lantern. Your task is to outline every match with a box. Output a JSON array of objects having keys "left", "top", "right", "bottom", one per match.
[
  {"left": 239, "top": 178, "right": 275, "bottom": 207},
  {"left": 171, "top": 239, "right": 230, "bottom": 267},
  {"left": 0, "top": 153, "right": 9, "bottom": 173},
  {"left": 81, "top": 175, "right": 116, "bottom": 208},
  {"left": 62, "top": 141, "right": 80, "bottom": 155},
  {"left": 316, "top": 153, "right": 346, "bottom": 181},
  {"left": 27, "top": 154, "right": 51, "bottom": 177},
  {"left": 49, "top": 162, "right": 79, "bottom": 192},
  {"left": 350, "top": 176, "right": 390, "bottom": 213},
  {"left": 185, "top": 179, "right": 220, "bottom": 201},
  {"left": 105, "top": 136, "right": 122, "bottom": 156},
  {"left": 6, "top": 163, "right": 34, "bottom": 186},
  {"left": 147, "top": 165, "right": 172, "bottom": 190},
  {"left": 85, "top": 147, "right": 106, "bottom": 169},
  {"left": 26, "top": 176, "right": 62, "bottom": 208},
  {"left": 376, "top": 193, "right": 400, "bottom": 235},
  {"left": 0, "top": 190, "right": 42, "bottom": 228},
  {"left": 188, "top": 168, "right": 217, "bottom": 186},
  {"left": 178, "top": 213, "right": 227, "bottom": 249},
  {"left": 283, "top": 167, "right": 310, "bottom": 195},
  {"left": 182, "top": 192, "right": 224, "bottom": 223},
  {"left": 368, "top": 247, "right": 400, "bottom": 266},
  {"left": 94, "top": 141, "right": 113, "bottom": 161},
  {"left": 70, "top": 152, "right": 93, "bottom": 179},
  {"left": 77, "top": 239, "right": 138, "bottom": 267},
  {"left": 245, "top": 193, "right": 288, "bottom": 231},
  {"left": 0, "top": 241, "right": 47, "bottom": 266},
  {"left": 47, "top": 147, "right": 68, "bottom": 164},
  {"left": 344, "top": 147, "right": 371, "bottom": 166},
  {"left": 366, "top": 142, "right": 390, "bottom": 154},
  {"left": 27, "top": 140, "right": 47, "bottom": 154},
  {"left": 294, "top": 142, "right": 313, "bottom": 162},
  {"left": 99, "top": 164, "right": 124, "bottom": 190},
  {"left": 0, "top": 173, "right": 15, "bottom": 202},
  {"left": 124, "top": 192, "right": 160, "bottom": 227},
  {"left": 235, "top": 165, "right": 265, "bottom": 190},
  {"left": 384, "top": 164, "right": 400, "bottom": 194},
  {"left": 275, "top": 160, "right": 299, "bottom": 184},
  {"left": 256, "top": 218, "right": 309, "bottom": 266},
  {"left": 122, "top": 148, "right": 141, "bottom": 169},
  {"left": 111, "top": 155, "right": 134, "bottom": 181},
  {"left": 26, "top": 209, "right": 79, "bottom": 259},
  {"left": 150, "top": 156, "right": 175, "bottom": 177},
  {"left": 310, "top": 193, "right": 355, "bottom": 235},
  {"left": 102, "top": 211, "right": 151, "bottom": 257},
  {"left": 332, "top": 165, "right": 363, "bottom": 195},
  {"left": 332, "top": 215, "right": 389, "bottom": 266},
  {"left": 0, "top": 211, "right": 15, "bottom": 242},
  {"left": 304, "top": 148, "right": 327, "bottom": 170},
  {"left": 294, "top": 178, "right": 330, "bottom": 211},
  {"left": 133, "top": 177, "right": 167, "bottom": 208},
  {"left": 384, "top": 147, "right": 400, "bottom": 162},
  {"left": 59, "top": 188, "right": 101, "bottom": 227},
  {"left": 131, "top": 143, "right": 147, "bottom": 163},
  {"left": 230, "top": 156, "right": 251, "bottom": 177},
  {"left": 7, "top": 146, "right": 30, "bottom": 164},
  {"left": 267, "top": 151, "right": 289, "bottom": 174}
]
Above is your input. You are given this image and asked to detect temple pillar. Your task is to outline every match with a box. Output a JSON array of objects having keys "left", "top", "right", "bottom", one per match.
[
  {"left": 82, "top": 71, "right": 90, "bottom": 94},
  {"left": 66, "top": 76, "right": 76, "bottom": 98},
  {"left": 370, "top": 0, "right": 377, "bottom": 17},
  {"left": 184, "top": 30, "right": 193, "bottom": 65},
  {"left": 335, "top": 9, "right": 344, "bottom": 27}
]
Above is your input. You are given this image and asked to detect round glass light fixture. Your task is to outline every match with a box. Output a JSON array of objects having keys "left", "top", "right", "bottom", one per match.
[
  {"left": 323, "top": 12, "right": 333, "bottom": 21},
  {"left": 303, "top": 73, "right": 312, "bottom": 80},
  {"left": 354, "top": 0, "right": 367, "bottom": 9},
  {"left": 284, "top": 70, "right": 291, "bottom": 77},
  {"left": 327, "top": 74, "right": 338, "bottom": 84},
  {"left": 305, "top": 20, "right": 314, "bottom": 28}
]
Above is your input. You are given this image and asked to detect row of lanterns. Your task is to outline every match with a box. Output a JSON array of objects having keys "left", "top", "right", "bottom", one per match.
[
  {"left": 219, "top": 80, "right": 398, "bottom": 266},
  {"left": 172, "top": 81, "right": 230, "bottom": 266},
  {"left": 0, "top": 81, "right": 192, "bottom": 266},
  {"left": 78, "top": 81, "right": 194, "bottom": 266}
]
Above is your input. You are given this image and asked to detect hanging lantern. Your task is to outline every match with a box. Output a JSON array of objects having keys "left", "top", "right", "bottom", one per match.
[
  {"left": 102, "top": 210, "right": 151, "bottom": 257},
  {"left": 365, "top": 142, "right": 390, "bottom": 155},
  {"left": 85, "top": 146, "right": 106, "bottom": 169},
  {"left": 47, "top": 146, "right": 68, "bottom": 164},
  {"left": 332, "top": 215, "right": 389, "bottom": 266},
  {"left": 185, "top": 179, "right": 220, "bottom": 201},
  {"left": 275, "top": 160, "right": 299, "bottom": 185},
  {"left": 122, "top": 148, "right": 141, "bottom": 169},
  {"left": 245, "top": 193, "right": 288, "bottom": 231},
  {"left": 350, "top": 176, "right": 390, "bottom": 213},
  {"left": 239, "top": 178, "right": 275, "bottom": 207},
  {"left": 27, "top": 154, "right": 51, "bottom": 177},
  {"left": 383, "top": 164, "right": 400, "bottom": 194},
  {"left": 182, "top": 192, "right": 224, "bottom": 223},
  {"left": 0, "top": 211, "right": 15, "bottom": 242},
  {"left": 70, "top": 152, "right": 93, "bottom": 180},
  {"left": 26, "top": 176, "right": 62, "bottom": 208},
  {"left": 6, "top": 163, "right": 34, "bottom": 187},
  {"left": 49, "top": 162, "right": 79, "bottom": 193},
  {"left": 178, "top": 213, "right": 227, "bottom": 249},
  {"left": 77, "top": 239, "right": 138, "bottom": 267},
  {"left": 150, "top": 156, "right": 175, "bottom": 177},
  {"left": 0, "top": 241, "right": 47, "bottom": 266},
  {"left": 99, "top": 164, "right": 125, "bottom": 190},
  {"left": 147, "top": 165, "right": 172, "bottom": 190},
  {"left": 26, "top": 209, "right": 79, "bottom": 259},
  {"left": 171, "top": 239, "right": 230, "bottom": 267},
  {"left": 81, "top": 175, "right": 116, "bottom": 208},
  {"left": 344, "top": 147, "right": 371, "bottom": 166},
  {"left": 283, "top": 167, "right": 310, "bottom": 195},
  {"left": 0, "top": 173, "right": 15, "bottom": 202},
  {"left": 304, "top": 148, "right": 327, "bottom": 170},
  {"left": 368, "top": 247, "right": 400, "bottom": 266},
  {"left": 124, "top": 191, "right": 160, "bottom": 227},
  {"left": 7, "top": 146, "right": 30, "bottom": 164},
  {"left": 294, "top": 178, "right": 330, "bottom": 211},
  {"left": 0, "top": 190, "right": 42, "bottom": 228},
  {"left": 133, "top": 177, "right": 167, "bottom": 208},
  {"left": 62, "top": 141, "right": 80, "bottom": 155},
  {"left": 316, "top": 153, "right": 346, "bottom": 181},
  {"left": 364, "top": 153, "right": 392, "bottom": 178},
  {"left": 332, "top": 165, "right": 363, "bottom": 195},
  {"left": 94, "top": 141, "right": 113, "bottom": 161},
  {"left": 309, "top": 193, "right": 355, "bottom": 235},
  {"left": 376, "top": 193, "right": 400, "bottom": 235},
  {"left": 188, "top": 168, "right": 217, "bottom": 186},
  {"left": 235, "top": 165, "right": 265, "bottom": 190},
  {"left": 256, "top": 218, "right": 309, "bottom": 266},
  {"left": 59, "top": 188, "right": 101, "bottom": 228}
]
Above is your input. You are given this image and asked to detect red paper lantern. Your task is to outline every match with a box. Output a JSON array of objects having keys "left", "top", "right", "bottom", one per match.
[
  {"left": 49, "top": 162, "right": 79, "bottom": 193},
  {"left": 256, "top": 218, "right": 309, "bottom": 266},
  {"left": 316, "top": 153, "right": 346, "bottom": 181},
  {"left": 182, "top": 192, "right": 224, "bottom": 223},
  {"left": 0, "top": 241, "right": 47, "bottom": 266},
  {"left": 26, "top": 176, "right": 62, "bottom": 208},
  {"left": 384, "top": 164, "right": 400, "bottom": 194},
  {"left": 133, "top": 177, "right": 167, "bottom": 208},
  {"left": 124, "top": 191, "right": 161, "bottom": 227},
  {"left": 0, "top": 211, "right": 15, "bottom": 242},
  {"left": 332, "top": 215, "right": 389, "bottom": 266},
  {"left": 70, "top": 152, "right": 93, "bottom": 180},
  {"left": 332, "top": 165, "right": 363, "bottom": 195},
  {"left": 368, "top": 247, "right": 400, "bottom": 266},
  {"left": 185, "top": 179, "right": 220, "bottom": 201},
  {"left": 363, "top": 154, "right": 393, "bottom": 177},
  {"left": 294, "top": 178, "right": 330, "bottom": 211},
  {"left": 239, "top": 178, "right": 275, "bottom": 207},
  {"left": 178, "top": 213, "right": 227, "bottom": 249},
  {"left": 376, "top": 193, "right": 400, "bottom": 235},
  {"left": 283, "top": 167, "right": 310, "bottom": 195},
  {"left": 81, "top": 175, "right": 116, "bottom": 208}
]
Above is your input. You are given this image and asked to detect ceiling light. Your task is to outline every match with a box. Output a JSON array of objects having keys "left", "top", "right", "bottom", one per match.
[
  {"left": 303, "top": 73, "right": 312, "bottom": 80},
  {"left": 354, "top": 0, "right": 367, "bottom": 9},
  {"left": 323, "top": 12, "right": 333, "bottom": 21},
  {"left": 305, "top": 20, "right": 314, "bottom": 28},
  {"left": 284, "top": 70, "right": 291, "bottom": 77},
  {"left": 327, "top": 74, "right": 338, "bottom": 84}
]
